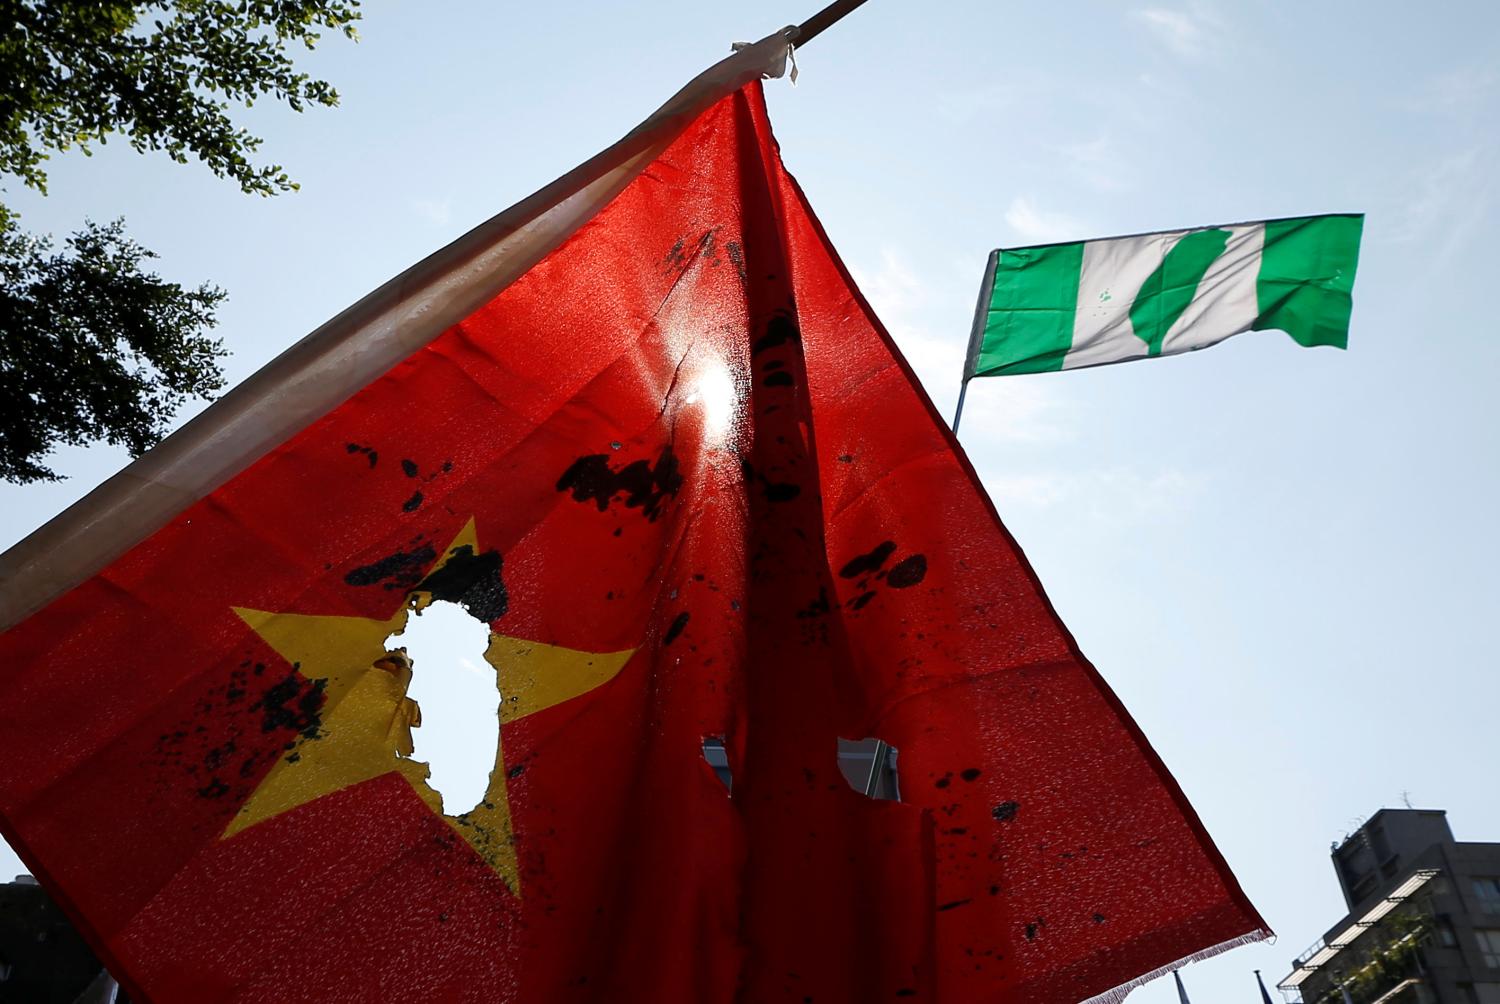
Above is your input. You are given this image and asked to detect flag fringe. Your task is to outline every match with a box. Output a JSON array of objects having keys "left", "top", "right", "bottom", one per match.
[{"left": 1079, "top": 928, "right": 1274, "bottom": 1004}]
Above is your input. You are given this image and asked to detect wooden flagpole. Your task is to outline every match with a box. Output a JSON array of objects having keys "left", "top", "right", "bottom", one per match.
[{"left": 794, "top": 0, "right": 875, "bottom": 46}]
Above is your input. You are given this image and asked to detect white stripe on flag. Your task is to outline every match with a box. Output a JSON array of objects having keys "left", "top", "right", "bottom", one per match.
[
  {"left": 1160, "top": 223, "right": 1263, "bottom": 355},
  {"left": 1065, "top": 232, "right": 1168, "bottom": 370},
  {"left": 1063, "top": 223, "right": 1266, "bottom": 370}
]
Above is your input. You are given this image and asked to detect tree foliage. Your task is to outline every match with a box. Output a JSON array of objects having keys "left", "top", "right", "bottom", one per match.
[
  {"left": 1, "top": 0, "right": 361, "bottom": 196},
  {"left": 0, "top": 208, "right": 227, "bottom": 483},
  {"left": 0, "top": 0, "right": 361, "bottom": 483}
]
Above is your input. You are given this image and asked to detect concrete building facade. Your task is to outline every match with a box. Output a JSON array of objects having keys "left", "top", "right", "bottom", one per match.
[{"left": 1279, "top": 809, "right": 1500, "bottom": 1004}]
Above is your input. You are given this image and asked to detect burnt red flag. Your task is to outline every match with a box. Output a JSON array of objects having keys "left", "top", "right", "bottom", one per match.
[{"left": 0, "top": 37, "right": 1266, "bottom": 1004}]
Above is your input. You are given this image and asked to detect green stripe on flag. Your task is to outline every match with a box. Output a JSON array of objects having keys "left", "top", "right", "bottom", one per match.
[
  {"left": 1253, "top": 214, "right": 1363, "bottom": 349},
  {"left": 1129, "top": 228, "right": 1231, "bottom": 357},
  {"left": 973, "top": 242, "right": 1084, "bottom": 376}
]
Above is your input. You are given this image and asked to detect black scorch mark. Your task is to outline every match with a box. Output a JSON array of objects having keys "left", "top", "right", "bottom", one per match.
[
  {"left": 725, "top": 240, "right": 746, "bottom": 283},
  {"left": 401, "top": 458, "right": 419, "bottom": 478},
  {"left": 253, "top": 672, "right": 327, "bottom": 739},
  {"left": 796, "top": 588, "right": 831, "bottom": 619},
  {"left": 762, "top": 481, "right": 800, "bottom": 503},
  {"left": 417, "top": 544, "right": 508, "bottom": 622},
  {"left": 840, "top": 541, "right": 896, "bottom": 579},
  {"left": 663, "top": 612, "right": 690, "bottom": 647},
  {"left": 741, "top": 458, "right": 800, "bottom": 505},
  {"left": 345, "top": 443, "right": 378, "bottom": 468},
  {"left": 992, "top": 801, "right": 1020, "bottom": 822},
  {"left": 752, "top": 313, "right": 800, "bottom": 354},
  {"left": 887, "top": 554, "right": 927, "bottom": 588},
  {"left": 198, "top": 778, "right": 230, "bottom": 799},
  {"left": 402, "top": 491, "right": 424, "bottom": 512},
  {"left": 556, "top": 447, "right": 683, "bottom": 522},
  {"left": 661, "top": 229, "right": 729, "bottom": 276},
  {"left": 345, "top": 544, "right": 437, "bottom": 592}
]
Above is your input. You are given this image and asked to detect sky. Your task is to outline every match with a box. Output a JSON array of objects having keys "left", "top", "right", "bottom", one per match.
[{"left": 2, "top": 2, "right": 1498, "bottom": 1001}]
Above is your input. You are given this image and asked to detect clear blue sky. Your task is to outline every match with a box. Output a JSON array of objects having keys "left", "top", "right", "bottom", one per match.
[{"left": 3, "top": 3, "right": 1498, "bottom": 1001}]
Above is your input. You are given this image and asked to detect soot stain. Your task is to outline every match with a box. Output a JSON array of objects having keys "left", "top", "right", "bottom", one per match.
[
  {"left": 198, "top": 778, "right": 230, "bottom": 799},
  {"left": 417, "top": 544, "right": 508, "bottom": 622},
  {"left": 402, "top": 491, "right": 424, "bottom": 512},
  {"left": 850, "top": 591, "right": 877, "bottom": 611},
  {"left": 151, "top": 661, "right": 341, "bottom": 801},
  {"left": 726, "top": 240, "right": 747, "bottom": 283},
  {"left": 796, "top": 588, "right": 831, "bottom": 619},
  {"left": 556, "top": 447, "right": 683, "bottom": 522},
  {"left": 345, "top": 443, "right": 378, "bottom": 468},
  {"left": 345, "top": 544, "right": 437, "bottom": 592},
  {"left": 661, "top": 237, "right": 687, "bottom": 272},
  {"left": 887, "top": 554, "right": 928, "bottom": 589},
  {"left": 763, "top": 481, "right": 800, "bottom": 503},
  {"left": 254, "top": 672, "right": 327, "bottom": 740},
  {"left": 752, "top": 313, "right": 800, "bottom": 355},
  {"left": 840, "top": 541, "right": 896, "bottom": 579},
  {"left": 663, "top": 611, "right": 690, "bottom": 647},
  {"left": 992, "top": 801, "right": 1020, "bottom": 822},
  {"left": 960, "top": 768, "right": 982, "bottom": 782},
  {"left": 401, "top": 458, "right": 419, "bottom": 478}
]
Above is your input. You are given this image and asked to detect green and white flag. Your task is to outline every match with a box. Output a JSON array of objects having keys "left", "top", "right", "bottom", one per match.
[{"left": 964, "top": 213, "right": 1363, "bottom": 378}]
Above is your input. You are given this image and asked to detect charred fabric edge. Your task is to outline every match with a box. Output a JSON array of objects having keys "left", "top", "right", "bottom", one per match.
[{"left": 0, "top": 29, "right": 796, "bottom": 631}]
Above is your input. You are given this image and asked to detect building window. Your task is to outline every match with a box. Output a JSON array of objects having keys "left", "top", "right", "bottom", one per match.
[
  {"left": 1475, "top": 929, "right": 1500, "bottom": 968},
  {"left": 1474, "top": 878, "right": 1500, "bottom": 913}
]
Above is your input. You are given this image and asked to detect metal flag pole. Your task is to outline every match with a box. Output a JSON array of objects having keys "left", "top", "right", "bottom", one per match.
[
  {"left": 951, "top": 380, "right": 970, "bottom": 435},
  {"left": 953, "top": 249, "right": 1000, "bottom": 436}
]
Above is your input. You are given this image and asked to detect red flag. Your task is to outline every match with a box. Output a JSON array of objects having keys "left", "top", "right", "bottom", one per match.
[{"left": 0, "top": 40, "right": 1266, "bottom": 1003}]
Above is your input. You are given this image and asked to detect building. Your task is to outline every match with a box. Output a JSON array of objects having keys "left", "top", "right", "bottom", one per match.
[
  {"left": 1279, "top": 808, "right": 1500, "bottom": 1004},
  {"left": 0, "top": 874, "right": 124, "bottom": 1003}
]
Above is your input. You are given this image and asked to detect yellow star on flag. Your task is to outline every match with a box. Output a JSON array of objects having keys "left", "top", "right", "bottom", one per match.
[{"left": 227, "top": 519, "right": 635, "bottom": 895}]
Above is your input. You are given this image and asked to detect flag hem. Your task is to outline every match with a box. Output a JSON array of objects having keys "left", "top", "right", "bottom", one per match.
[{"left": 1078, "top": 928, "right": 1275, "bottom": 1004}]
